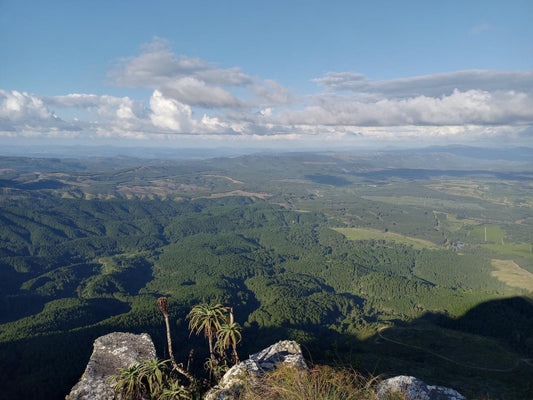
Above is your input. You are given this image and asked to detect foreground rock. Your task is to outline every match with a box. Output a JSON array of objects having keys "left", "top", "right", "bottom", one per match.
[
  {"left": 205, "top": 340, "right": 307, "bottom": 400},
  {"left": 377, "top": 375, "right": 466, "bottom": 400},
  {"left": 66, "top": 332, "right": 156, "bottom": 400}
]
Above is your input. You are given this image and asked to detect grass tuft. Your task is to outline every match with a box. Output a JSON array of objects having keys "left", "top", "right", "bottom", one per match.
[{"left": 238, "top": 364, "right": 387, "bottom": 400}]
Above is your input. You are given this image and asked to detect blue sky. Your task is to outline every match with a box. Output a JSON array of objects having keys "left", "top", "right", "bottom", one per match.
[{"left": 1, "top": 0, "right": 532, "bottom": 152}]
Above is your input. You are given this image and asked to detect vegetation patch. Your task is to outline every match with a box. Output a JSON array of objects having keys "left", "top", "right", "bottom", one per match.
[
  {"left": 194, "top": 190, "right": 272, "bottom": 200},
  {"left": 333, "top": 227, "right": 438, "bottom": 250},
  {"left": 491, "top": 259, "right": 533, "bottom": 292},
  {"left": 239, "top": 364, "right": 380, "bottom": 400}
]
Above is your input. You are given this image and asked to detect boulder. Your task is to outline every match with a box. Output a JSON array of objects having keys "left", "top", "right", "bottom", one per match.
[
  {"left": 66, "top": 332, "right": 156, "bottom": 400},
  {"left": 205, "top": 340, "right": 307, "bottom": 400},
  {"left": 377, "top": 375, "right": 466, "bottom": 400}
]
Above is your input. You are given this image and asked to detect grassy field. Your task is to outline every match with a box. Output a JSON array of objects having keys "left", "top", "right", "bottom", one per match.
[
  {"left": 333, "top": 227, "right": 438, "bottom": 250},
  {"left": 491, "top": 259, "right": 533, "bottom": 292},
  {"left": 482, "top": 243, "right": 533, "bottom": 258},
  {"left": 468, "top": 224, "right": 506, "bottom": 243}
]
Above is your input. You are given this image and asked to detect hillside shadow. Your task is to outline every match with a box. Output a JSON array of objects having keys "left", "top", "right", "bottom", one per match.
[
  {"left": 246, "top": 296, "right": 533, "bottom": 400},
  {"left": 354, "top": 168, "right": 533, "bottom": 182},
  {"left": 3, "top": 296, "right": 532, "bottom": 400}
]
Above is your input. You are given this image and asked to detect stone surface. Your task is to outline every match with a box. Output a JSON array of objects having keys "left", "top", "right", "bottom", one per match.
[
  {"left": 205, "top": 340, "right": 307, "bottom": 400},
  {"left": 377, "top": 375, "right": 466, "bottom": 400},
  {"left": 66, "top": 332, "right": 156, "bottom": 400}
]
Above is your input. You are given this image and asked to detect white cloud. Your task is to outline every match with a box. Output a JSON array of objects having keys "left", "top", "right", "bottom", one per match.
[
  {"left": 0, "top": 90, "right": 82, "bottom": 133},
  {"left": 109, "top": 38, "right": 252, "bottom": 89},
  {"left": 149, "top": 90, "right": 231, "bottom": 134},
  {"left": 0, "top": 90, "right": 54, "bottom": 122},
  {"left": 2, "top": 37, "right": 532, "bottom": 148},
  {"left": 149, "top": 90, "right": 195, "bottom": 131},
  {"left": 196, "top": 67, "right": 253, "bottom": 86},
  {"left": 46, "top": 94, "right": 145, "bottom": 120},
  {"left": 314, "top": 70, "right": 533, "bottom": 98},
  {"left": 281, "top": 89, "right": 533, "bottom": 127},
  {"left": 162, "top": 77, "right": 242, "bottom": 108}
]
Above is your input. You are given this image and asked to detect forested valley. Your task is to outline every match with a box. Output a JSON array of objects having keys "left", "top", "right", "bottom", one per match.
[{"left": 0, "top": 148, "right": 532, "bottom": 399}]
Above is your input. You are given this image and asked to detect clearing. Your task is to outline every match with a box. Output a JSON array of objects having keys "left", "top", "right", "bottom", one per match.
[{"left": 491, "top": 259, "right": 533, "bottom": 292}]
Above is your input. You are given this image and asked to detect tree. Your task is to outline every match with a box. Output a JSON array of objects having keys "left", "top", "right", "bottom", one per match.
[
  {"left": 157, "top": 297, "right": 195, "bottom": 383},
  {"left": 187, "top": 302, "right": 228, "bottom": 376},
  {"left": 215, "top": 307, "right": 242, "bottom": 364}
]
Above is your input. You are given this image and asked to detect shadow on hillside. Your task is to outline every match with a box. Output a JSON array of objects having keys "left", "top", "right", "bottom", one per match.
[
  {"left": 242, "top": 296, "right": 533, "bottom": 400},
  {"left": 2, "top": 296, "right": 532, "bottom": 400},
  {"left": 353, "top": 168, "right": 533, "bottom": 181}
]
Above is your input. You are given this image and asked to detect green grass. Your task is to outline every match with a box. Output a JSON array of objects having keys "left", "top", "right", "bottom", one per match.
[
  {"left": 333, "top": 227, "right": 438, "bottom": 250},
  {"left": 239, "top": 364, "right": 382, "bottom": 400},
  {"left": 469, "top": 225, "right": 506, "bottom": 243},
  {"left": 481, "top": 243, "right": 533, "bottom": 259}
]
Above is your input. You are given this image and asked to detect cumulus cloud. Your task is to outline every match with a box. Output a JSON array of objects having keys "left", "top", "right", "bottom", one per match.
[
  {"left": 109, "top": 37, "right": 253, "bottom": 90},
  {"left": 45, "top": 93, "right": 146, "bottom": 120},
  {"left": 281, "top": 89, "right": 533, "bottom": 127},
  {"left": 149, "top": 90, "right": 195, "bottom": 131},
  {"left": 149, "top": 90, "right": 232, "bottom": 134},
  {"left": 0, "top": 90, "right": 81, "bottom": 133},
  {"left": 1, "top": 90, "right": 55, "bottom": 122},
  {"left": 2, "top": 37, "right": 532, "bottom": 147},
  {"left": 162, "top": 77, "right": 242, "bottom": 108},
  {"left": 109, "top": 38, "right": 291, "bottom": 110}
]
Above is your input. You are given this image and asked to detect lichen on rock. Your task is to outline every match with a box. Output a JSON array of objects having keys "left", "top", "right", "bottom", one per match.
[
  {"left": 377, "top": 375, "right": 466, "bottom": 400},
  {"left": 205, "top": 340, "right": 307, "bottom": 400},
  {"left": 66, "top": 332, "right": 156, "bottom": 400}
]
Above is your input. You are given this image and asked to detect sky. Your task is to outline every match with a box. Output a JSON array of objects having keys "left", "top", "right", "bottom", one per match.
[{"left": 1, "top": 0, "right": 532, "bottom": 153}]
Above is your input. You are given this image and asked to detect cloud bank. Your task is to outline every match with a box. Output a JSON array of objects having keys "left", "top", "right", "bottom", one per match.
[{"left": 1, "top": 38, "right": 532, "bottom": 148}]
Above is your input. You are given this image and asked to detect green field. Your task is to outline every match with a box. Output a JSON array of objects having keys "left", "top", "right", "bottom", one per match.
[
  {"left": 482, "top": 243, "right": 533, "bottom": 258},
  {"left": 469, "top": 224, "right": 506, "bottom": 243}
]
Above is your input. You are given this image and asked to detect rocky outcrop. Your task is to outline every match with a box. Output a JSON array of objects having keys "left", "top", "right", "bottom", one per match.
[
  {"left": 205, "top": 340, "right": 307, "bottom": 400},
  {"left": 67, "top": 333, "right": 466, "bottom": 400},
  {"left": 377, "top": 375, "right": 466, "bottom": 400},
  {"left": 66, "top": 332, "right": 156, "bottom": 400}
]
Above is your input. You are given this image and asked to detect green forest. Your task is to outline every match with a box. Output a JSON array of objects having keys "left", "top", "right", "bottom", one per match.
[{"left": 0, "top": 150, "right": 532, "bottom": 399}]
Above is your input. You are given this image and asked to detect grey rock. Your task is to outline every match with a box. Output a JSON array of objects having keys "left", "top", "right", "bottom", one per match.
[
  {"left": 66, "top": 332, "right": 156, "bottom": 400},
  {"left": 377, "top": 375, "right": 466, "bottom": 400},
  {"left": 205, "top": 340, "right": 307, "bottom": 400}
]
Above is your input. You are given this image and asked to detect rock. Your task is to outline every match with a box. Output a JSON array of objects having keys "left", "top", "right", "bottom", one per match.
[
  {"left": 377, "top": 375, "right": 466, "bottom": 400},
  {"left": 205, "top": 340, "right": 307, "bottom": 400},
  {"left": 66, "top": 332, "right": 156, "bottom": 400}
]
